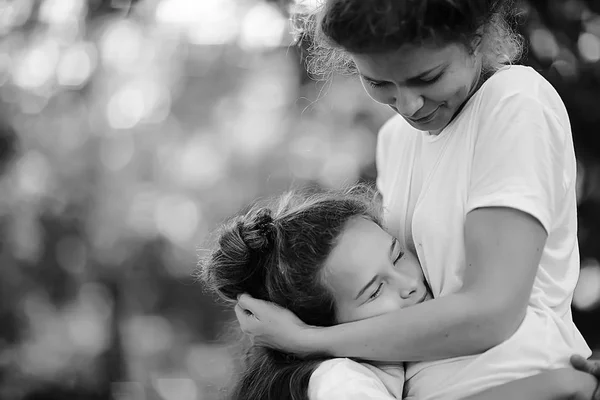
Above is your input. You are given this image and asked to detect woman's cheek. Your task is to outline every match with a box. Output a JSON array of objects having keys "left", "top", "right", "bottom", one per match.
[{"left": 361, "top": 83, "right": 390, "bottom": 105}]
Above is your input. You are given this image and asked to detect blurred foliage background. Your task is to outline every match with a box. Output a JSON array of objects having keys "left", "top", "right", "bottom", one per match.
[{"left": 0, "top": 0, "right": 599, "bottom": 399}]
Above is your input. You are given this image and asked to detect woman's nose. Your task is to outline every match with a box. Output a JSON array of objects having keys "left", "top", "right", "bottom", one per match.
[{"left": 392, "top": 88, "right": 424, "bottom": 118}]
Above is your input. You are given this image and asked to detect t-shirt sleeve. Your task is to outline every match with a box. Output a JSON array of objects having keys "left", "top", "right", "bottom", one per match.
[
  {"left": 308, "top": 358, "right": 400, "bottom": 400},
  {"left": 466, "top": 92, "right": 569, "bottom": 233}
]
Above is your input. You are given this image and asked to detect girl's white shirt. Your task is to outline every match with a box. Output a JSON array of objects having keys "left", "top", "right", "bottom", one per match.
[{"left": 308, "top": 358, "right": 405, "bottom": 399}]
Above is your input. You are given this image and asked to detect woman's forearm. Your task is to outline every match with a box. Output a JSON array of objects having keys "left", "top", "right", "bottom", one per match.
[
  {"left": 301, "top": 207, "right": 542, "bottom": 362},
  {"left": 305, "top": 291, "right": 516, "bottom": 362}
]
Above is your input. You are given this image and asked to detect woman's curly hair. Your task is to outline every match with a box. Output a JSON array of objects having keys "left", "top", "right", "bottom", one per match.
[{"left": 291, "top": 0, "right": 525, "bottom": 80}]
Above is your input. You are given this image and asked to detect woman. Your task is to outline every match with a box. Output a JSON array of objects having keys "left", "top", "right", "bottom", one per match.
[
  {"left": 234, "top": 0, "right": 597, "bottom": 399},
  {"left": 199, "top": 186, "right": 597, "bottom": 399}
]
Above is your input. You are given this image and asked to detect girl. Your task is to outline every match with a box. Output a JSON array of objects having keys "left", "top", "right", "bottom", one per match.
[
  {"left": 199, "top": 186, "right": 597, "bottom": 399},
  {"left": 234, "top": 0, "right": 597, "bottom": 398}
]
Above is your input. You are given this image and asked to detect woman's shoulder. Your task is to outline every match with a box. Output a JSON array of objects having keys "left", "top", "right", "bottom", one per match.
[
  {"left": 471, "top": 65, "right": 570, "bottom": 130},
  {"left": 478, "top": 65, "right": 563, "bottom": 106}
]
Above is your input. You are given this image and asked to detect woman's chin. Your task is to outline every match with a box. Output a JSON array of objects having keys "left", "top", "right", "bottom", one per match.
[{"left": 408, "top": 116, "right": 448, "bottom": 134}]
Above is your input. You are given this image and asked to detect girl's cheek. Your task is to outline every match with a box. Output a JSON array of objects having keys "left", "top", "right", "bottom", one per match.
[{"left": 376, "top": 296, "right": 405, "bottom": 315}]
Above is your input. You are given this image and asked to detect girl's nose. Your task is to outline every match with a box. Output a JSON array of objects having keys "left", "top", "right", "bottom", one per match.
[{"left": 396, "top": 274, "right": 419, "bottom": 299}]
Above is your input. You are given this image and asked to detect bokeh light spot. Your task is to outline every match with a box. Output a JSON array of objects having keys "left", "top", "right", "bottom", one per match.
[
  {"left": 574, "top": 259, "right": 600, "bottom": 311},
  {"left": 238, "top": 2, "right": 287, "bottom": 50},
  {"left": 578, "top": 32, "right": 600, "bottom": 63},
  {"left": 39, "top": 0, "right": 86, "bottom": 25},
  {"left": 124, "top": 315, "right": 173, "bottom": 356},
  {"left": 57, "top": 42, "right": 97, "bottom": 87},
  {"left": 100, "top": 20, "right": 143, "bottom": 71},
  {"left": 154, "top": 377, "right": 197, "bottom": 400},
  {"left": 175, "top": 136, "right": 227, "bottom": 188},
  {"left": 106, "top": 83, "right": 147, "bottom": 129},
  {"left": 154, "top": 193, "right": 200, "bottom": 244},
  {"left": 13, "top": 39, "right": 60, "bottom": 89},
  {"left": 529, "top": 28, "right": 559, "bottom": 61}
]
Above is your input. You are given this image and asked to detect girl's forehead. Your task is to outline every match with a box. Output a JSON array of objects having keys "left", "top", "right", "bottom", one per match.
[{"left": 320, "top": 218, "right": 389, "bottom": 292}]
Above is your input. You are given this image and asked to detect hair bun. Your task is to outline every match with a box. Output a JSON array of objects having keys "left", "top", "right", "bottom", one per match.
[{"left": 239, "top": 208, "right": 277, "bottom": 252}]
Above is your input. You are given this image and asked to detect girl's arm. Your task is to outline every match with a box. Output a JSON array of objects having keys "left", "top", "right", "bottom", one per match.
[{"left": 464, "top": 369, "right": 598, "bottom": 400}]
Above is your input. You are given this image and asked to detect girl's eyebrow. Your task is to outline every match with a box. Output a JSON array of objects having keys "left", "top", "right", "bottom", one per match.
[{"left": 355, "top": 275, "right": 378, "bottom": 301}]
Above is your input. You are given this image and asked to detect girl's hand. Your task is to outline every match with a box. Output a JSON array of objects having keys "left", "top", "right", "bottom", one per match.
[
  {"left": 235, "top": 294, "right": 315, "bottom": 356},
  {"left": 571, "top": 355, "right": 600, "bottom": 400}
]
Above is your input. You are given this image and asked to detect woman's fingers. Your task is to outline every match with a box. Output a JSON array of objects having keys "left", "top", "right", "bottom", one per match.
[
  {"left": 571, "top": 355, "right": 600, "bottom": 376},
  {"left": 234, "top": 302, "right": 257, "bottom": 333},
  {"left": 237, "top": 293, "right": 266, "bottom": 313},
  {"left": 571, "top": 355, "right": 600, "bottom": 400}
]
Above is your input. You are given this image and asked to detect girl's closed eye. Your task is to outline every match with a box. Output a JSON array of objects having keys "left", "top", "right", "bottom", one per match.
[
  {"left": 392, "top": 238, "right": 405, "bottom": 264},
  {"left": 369, "top": 283, "right": 384, "bottom": 301},
  {"left": 394, "top": 249, "right": 405, "bottom": 264}
]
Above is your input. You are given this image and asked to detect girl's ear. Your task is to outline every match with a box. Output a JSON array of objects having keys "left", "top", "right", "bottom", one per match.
[{"left": 471, "top": 26, "right": 485, "bottom": 55}]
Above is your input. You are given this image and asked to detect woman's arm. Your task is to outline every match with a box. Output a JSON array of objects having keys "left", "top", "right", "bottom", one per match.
[
  {"left": 238, "top": 207, "right": 545, "bottom": 361},
  {"left": 464, "top": 369, "right": 598, "bottom": 400},
  {"left": 300, "top": 207, "right": 545, "bottom": 361}
]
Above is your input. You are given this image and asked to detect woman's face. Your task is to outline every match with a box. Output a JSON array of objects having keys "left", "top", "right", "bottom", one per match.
[
  {"left": 321, "top": 217, "right": 431, "bottom": 323},
  {"left": 352, "top": 42, "right": 482, "bottom": 134}
]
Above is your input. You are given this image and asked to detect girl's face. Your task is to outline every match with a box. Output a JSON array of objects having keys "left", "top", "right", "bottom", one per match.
[
  {"left": 321, "top": 217, "right": 431, "bottom": 323},
  {"left": 352, "top": 42, "right": 482, "bottom": 134}
]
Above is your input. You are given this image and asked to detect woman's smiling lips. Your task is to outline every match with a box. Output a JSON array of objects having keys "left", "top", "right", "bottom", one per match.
[{"left": 409, "top": 106, "right": 441, "bottom": 123}]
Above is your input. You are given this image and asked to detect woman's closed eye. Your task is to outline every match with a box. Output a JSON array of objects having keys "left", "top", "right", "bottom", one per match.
[
  {"left": 416, "top": 72, "right": 443, "bottom": 85},
  {"left": 367, "top": 80, "right": 387, "bottom": 89},
  {"left": 366, "top": 72, "right": 443, "bottom": 89}
]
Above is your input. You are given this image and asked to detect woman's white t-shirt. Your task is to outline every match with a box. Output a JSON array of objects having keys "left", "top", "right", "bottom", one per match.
[
  {"left": 374, "top": 65, "right": 591, "bottom": 399},
  {"left": 306, "top": 65, "right": 591, "bottom": 400}
]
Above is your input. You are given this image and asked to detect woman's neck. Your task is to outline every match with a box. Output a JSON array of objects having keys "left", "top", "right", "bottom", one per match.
[{"left": 429, "top": 65, "right": 492, "bottom": 136}]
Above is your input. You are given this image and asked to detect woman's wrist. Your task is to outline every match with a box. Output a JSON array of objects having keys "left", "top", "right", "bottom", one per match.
[{"left": 298, "top": 326, "right": 332, "bottom": 358}]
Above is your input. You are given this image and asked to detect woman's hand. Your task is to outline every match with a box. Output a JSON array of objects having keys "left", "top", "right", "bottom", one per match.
[
  {"left": 235, "top": 294, "right": 316, "bottom": 356},
  {"left": 571, "top": 355, "right": 600, "bottom": 400}
]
